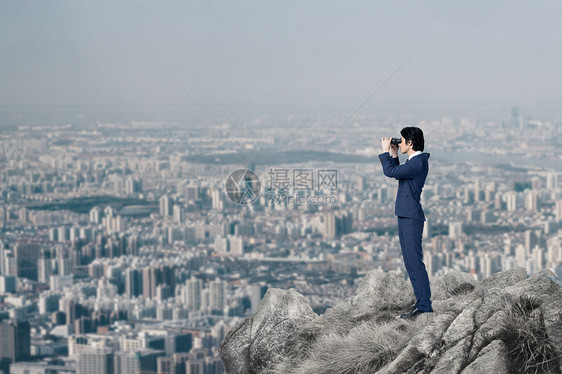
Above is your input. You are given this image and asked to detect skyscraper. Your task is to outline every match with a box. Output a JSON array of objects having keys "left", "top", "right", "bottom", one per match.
[
  {"left": 546, "top": 173, "right": 558, "bottom": 190},
  {"left": 185, "top": 276, "right": 202, "bottom": 311},
  {"left": 14, "top": 242, "right": 39, "bottom": 281},
  {"left": 114, "top": 350, "right": 162, "bottom": 374},
  {"left": 506, "top": 192, "right": 518, "bottom": 212},
  {"left": 125, "top": 269, "right": 143, "bottom": 298},
  {"left": 448, "top": 222, "right": 463, "bottom": 239},
  {"left": 322, "top": 210, "right": 353, "bottom": 238},
  {"left": 474, "top": 179, "right": 481, "bottom": 202},
  {"left": 555, "top": 199, "right": 562, "bottom": 222},
  {"left": 185, "top": 185, "right": 199, "bottom": 203},
  {"left": 159, "top": 195, "right": 173, "bottom": 217},
  {"left": 0, "top": 320, "right": 30, "bottom": 363},
  {"left": 173, "top": 204, "right": 185, "bottom": 223},
  {"left": 525, "top": 190, "right": 539, "bottom": 211},
  {"left": 77, "top": 347, "right": 114, "bottom": 374},
  {"left": 210, "top": 278, "right": 227, "bottom": 314},
  {"left": 90, "top": 207, "right": 103, "bottom": 224}
]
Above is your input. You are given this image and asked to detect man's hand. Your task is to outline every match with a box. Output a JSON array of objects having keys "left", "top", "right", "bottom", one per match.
[{"left": 381, "top": 137, "right": 391, "bottom": 153}]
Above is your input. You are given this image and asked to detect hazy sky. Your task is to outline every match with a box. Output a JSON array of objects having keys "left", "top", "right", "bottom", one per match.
[{"left": 1, "top": 0, "right": 561, "bottom": 124}]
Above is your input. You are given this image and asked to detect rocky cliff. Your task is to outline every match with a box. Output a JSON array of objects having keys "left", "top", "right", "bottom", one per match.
[{"left": 220, "top": 268, "right": 562, "bottom": 374}]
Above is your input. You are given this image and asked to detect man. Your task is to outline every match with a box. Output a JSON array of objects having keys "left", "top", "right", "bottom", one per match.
[{"left": 379, "top": 126, "right": 433, "bottom": 319}]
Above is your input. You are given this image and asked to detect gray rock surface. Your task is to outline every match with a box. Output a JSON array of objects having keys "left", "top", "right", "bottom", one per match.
[
  {"left": 481, "top": 266, "right": 527, "bottom": 290},
  {"left": 460, "top": 340, "right": 511, "bottom": 374},
  {"left": 219, "top": 288, "right": 317, "bottom": 374},
  {"left": 432, "top": 270, "right": 479, "bottom": 300},
  {"left": 348, "top": 269, "right": 415, "bottom": 311},
  {"left": 220, "top": 269, "right": 562, "bottom": 374}
]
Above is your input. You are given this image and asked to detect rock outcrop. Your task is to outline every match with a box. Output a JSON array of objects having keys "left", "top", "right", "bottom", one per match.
[{"left": 220, "top": 268, "right": 562, "bottom": 374}]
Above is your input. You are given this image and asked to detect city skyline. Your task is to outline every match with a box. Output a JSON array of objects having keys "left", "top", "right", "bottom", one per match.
[{"left": 1, "top": 1, "right": 562, "bottom": 373}]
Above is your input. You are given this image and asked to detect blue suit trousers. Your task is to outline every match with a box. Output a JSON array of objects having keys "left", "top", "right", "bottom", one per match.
[{"left": 397, "top": 216, "right": 433, "bottom": 312}]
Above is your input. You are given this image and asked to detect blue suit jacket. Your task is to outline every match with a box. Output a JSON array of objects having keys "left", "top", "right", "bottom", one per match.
[{"left": 378, "top": 152, "right": 430, "bottom": 221}]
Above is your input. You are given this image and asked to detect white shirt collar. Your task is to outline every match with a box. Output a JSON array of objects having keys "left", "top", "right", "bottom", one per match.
[{"left": 408, "top": 151, "right": 422, "bottom": 160}]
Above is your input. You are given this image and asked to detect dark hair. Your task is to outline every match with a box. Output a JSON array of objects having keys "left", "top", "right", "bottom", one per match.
[{"left": 400, "top": 126, "right": 424, "bottom": 152}]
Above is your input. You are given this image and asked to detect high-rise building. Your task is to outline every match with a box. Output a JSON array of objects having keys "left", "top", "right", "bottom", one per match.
[
  {"left": 546, "top": 234, "right": 562, "bottom": 266},
  {"left": 532, "top": 246, "right": 544, "bottom": 271},
  {"left": 159, "top": 195, "right": 173, "bottom": 217},
  {"left": 14, "top": 242, "right": 39, "bottom": 281},
  {"left": 494, "top": 193, "right": 504, "bottom": 210},
  {"left": 322, "top": 211, "right": 336, "bottom": 238},
  {"left": 113, "top": 177, "right": 124, "bottom": 197},
  {"left": 377, "top": 186, "right": 388, "bottom": 201},
  {"left": 185, "top": 185, "right": 199, "bottom": 203},
  {"left": 463, "top": 185, "right": 473, "bottom": 204},
  {"left": 127, "top": 235, "right": 139, "bottom": 257},
  {"left": 448, "top": 222, "right": 463, "bottom": 239},
  {"left": 58, "top": 226, "right": 70, "bottom": 242},
  {"left": 525, "top": 190, "right": 539, "bottom": 211},
  {"left": 165, "top": 333, "right": 192, "bottom": 355},
  {"left": 184, "top": 276, "right": 202, "bottom": 311},
  {"left": 125, "top": 269, "right": 143, "bottom": 298},
  {"left": 210, "top": 278, "right": 227, "bottom": 314},
  {"left": 531, "top": 177, "right": 541, "bottom": 190},
  {"left": 0, "top": 275, "right": 16, "bottom": 293},
  {"left": 506, "top": 192, "right": 517, "bottom": 212},
  {"left": 0, "top": 320, "right": 30, "bottom": 363},
  {"left": 0, "top": 207, "right": 7, "bottom": 226},
  {"left": 546, "top": 173, "right": 558, "bottom": 190},
  {"left": 229, "top": 236, "right": 244, "bottom": 256},
  {"left": 48, "top": 227, "right": 58, "bottom": 242},
  {"left": 125, "top": 177, "right": 143, "bottom": 195},
  {"left": 77, "top": 347, "right": 114, "bottom": 374},
  {"left": 0, "top": 240, "right": 6, "bottom": 275},
  {"left": 142, "top": 265, "right": 175, "bottom": 300},
  {"left": 90, "top": 207, "right": 103, "bottom": 224},
  {"left": 213, "top": 236, "right": 244, "bottom": 256},
  {"left": 356, "top": 175, "right": 365, "bottom": 192},
  {"left": 504, "top": 237, "right": 513, "bottom": 256},
  {"left": 524, "top": 230, "right": 538, "bottom": 253},
  {"left": 210, "top": 188, "right": 223, "bottom": 211},
  {"left": 157, "top": 356, "right": 173, "bottom": 374},
  {"left": 38, "top": 257, "right": 52, "bottom": 283},
  {"left": 467, "top": 209, "right": 481, "bottom": 222},
  {"left": 555, "top": 200, "right": 562, "bottom": 222},
  {"left": 58, "top": 258, "right": 72, "bottom": 276},
  {"left": 480, "top": 253, "right": 493, "bottom": 280},
  {"left": 114, "top": 350, "right": 163, "bottom": 374},
  {"left": 1, "top": 248, "right": 16, "bottom": 277},
  {"left": 173, "top": 204, "right": 185, "bottom": 223},
  {"left": 321, "top": 210, "right": 353, "bottom": 238},
  {"left": 481, "top": 210, "right": 495, "bottom": 224},
  {"left": 515, "top": 244, "right": 526, "bottom": 268},
  {"left": 474, "top": 179, "right": 481, "bottom": 202},
  {"left": 484, "top": 188, "right": 494, "bottom": 202},
  {"left": 142, "top": 267, "right": 159, "bottom": 300}
]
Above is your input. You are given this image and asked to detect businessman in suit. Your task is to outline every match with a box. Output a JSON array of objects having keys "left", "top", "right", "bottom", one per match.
[{"left": 379, "top": 127, "right": 433, "bottom": 319}]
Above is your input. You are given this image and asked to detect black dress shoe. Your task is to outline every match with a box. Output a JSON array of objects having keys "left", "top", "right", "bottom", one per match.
[{"left": 399, "top": 307, "right": 427, "bottom": 319}]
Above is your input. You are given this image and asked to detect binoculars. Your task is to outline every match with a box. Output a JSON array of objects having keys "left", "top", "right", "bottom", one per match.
[{"left": 390, "top": 137, "right": 402, "bottom": 145}]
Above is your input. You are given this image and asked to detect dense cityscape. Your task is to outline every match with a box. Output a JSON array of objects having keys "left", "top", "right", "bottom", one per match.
[{"left": 0, "top": 105, "right": 561, "bottom": 373}]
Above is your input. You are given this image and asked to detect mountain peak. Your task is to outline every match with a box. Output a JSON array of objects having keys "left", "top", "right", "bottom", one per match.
[{"left": 220, "top": 268, "right": 562, "bottom": 374}]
